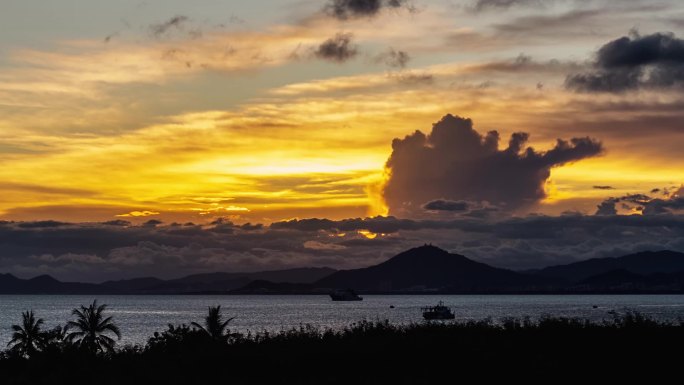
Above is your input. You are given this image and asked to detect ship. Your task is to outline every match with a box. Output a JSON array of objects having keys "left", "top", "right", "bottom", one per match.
[
  {"left": 330, "top": 288, "right": 363, "bottom": 301},
  {"left": 421, "top": 301, "right": 455, "bottom": 320}
]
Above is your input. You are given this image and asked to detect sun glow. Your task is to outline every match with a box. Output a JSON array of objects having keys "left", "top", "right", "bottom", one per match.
[{"left": 358, "top": 230, "right": 379, "bottom": 239}]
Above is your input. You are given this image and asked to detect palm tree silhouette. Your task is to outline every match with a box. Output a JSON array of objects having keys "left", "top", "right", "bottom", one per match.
[
  {"left": 191, "top": 305, "right": 235, "bottom": 341},
  {"left": 8, "top": 310, "right": 44, "bottom": 357},
  {"left": 66, "top": 300, "right": 121, "bottom": 353}
]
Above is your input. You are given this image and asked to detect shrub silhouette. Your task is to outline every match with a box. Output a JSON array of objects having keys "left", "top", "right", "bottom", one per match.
[
  {"left": 38, "top": 324, "right": 69, "bottom": 355},
  {"left": 1, "top": 309, "right": 683, "bottom": 384}
]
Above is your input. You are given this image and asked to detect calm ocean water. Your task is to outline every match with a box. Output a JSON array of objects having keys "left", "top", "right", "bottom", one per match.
[{"left": 1, "top": 294, "right": 684, "bottom": 347}]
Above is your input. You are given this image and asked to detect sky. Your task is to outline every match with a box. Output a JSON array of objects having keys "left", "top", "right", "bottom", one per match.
[{"left": 1, "top": 0, "right": 684, "bottom": 281}]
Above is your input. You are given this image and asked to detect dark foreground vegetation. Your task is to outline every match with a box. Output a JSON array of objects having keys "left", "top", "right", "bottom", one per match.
[{"left": 2, "top": 302, "right": 683, "bottom": 384}]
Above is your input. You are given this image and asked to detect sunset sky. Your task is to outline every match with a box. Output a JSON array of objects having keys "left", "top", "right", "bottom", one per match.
[{"left": 1, "top": 0, "right": 684, "bottom": 281}]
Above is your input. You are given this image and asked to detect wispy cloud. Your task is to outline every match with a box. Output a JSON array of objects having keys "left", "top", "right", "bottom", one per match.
[
  {"left": 150, "top": 15, "right": 190, "bottom": 37},
  {"left": 314, "top": 33, "right": 359, "bottom": 62}
]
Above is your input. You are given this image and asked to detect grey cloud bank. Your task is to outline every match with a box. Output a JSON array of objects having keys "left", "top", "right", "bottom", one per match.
[{"left": 2, "top": 210, "right": 684, "bottom": 282}]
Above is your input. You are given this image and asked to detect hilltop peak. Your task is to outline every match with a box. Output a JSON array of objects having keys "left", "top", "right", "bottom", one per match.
[
  {"left": 535, "top": 250, "right": 684, "bottom": 282},
  {"left": 28, "top": 274, "right": 60, "bottom": 283},
  {"left": 409, "top": 244, "right": 448, "bottom": 252},
  {"left": 383, "top": 245, "right": 463, "bottom": 266},
  {"left": 394, "top": 244, "right": 451, "bottom": 258},
  {"left": 316, "top": 245, "right": 536, "bottom": 292}
]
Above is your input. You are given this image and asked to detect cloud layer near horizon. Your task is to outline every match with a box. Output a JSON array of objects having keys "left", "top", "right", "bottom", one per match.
[{"left": 3, "top": 209, "right": 684, "bottom": 282}]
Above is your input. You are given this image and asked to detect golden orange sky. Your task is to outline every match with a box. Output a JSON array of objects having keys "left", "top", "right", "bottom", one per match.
[{"left": 1, "top": 0, "right": 684, "bottom": 225}]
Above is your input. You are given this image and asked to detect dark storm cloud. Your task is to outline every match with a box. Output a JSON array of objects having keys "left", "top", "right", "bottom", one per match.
[
  {"left": 423, "top": 200, "right": 469, "bottom": 212},
  {"left": 315, "top": 33, "right": 358, "bottom": 62},
  {"left": 325, "top": 0, "right": 409, "bottom": 20},
  {"left": 566, "top": 32, "right": 684, "bottom": 92},
  {"left": 382, "top": 114, "right": 603, "bottom": 215}
]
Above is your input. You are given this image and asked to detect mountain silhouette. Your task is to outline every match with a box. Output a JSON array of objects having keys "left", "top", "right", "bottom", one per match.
[
  {"left": 4, "top": 248, "right": 684, "bottom": 294},
  {"left": 314, "top": 245, "right": 546, "bottom": 292},
  {"left": 534, "top": 250, "right": 684, "bottom": 283},
  {"left": 0, "top": 273, "right": 104, "bottom": 294},
  {"left": 0, "top": 267, "right": 336, "bottom": 294},
  {"left": 579, "top": 269, "right": 645, "bottom": 285},
  {"left": 100, "top": 277, "right": 166, "bottom": 293},
  {"left": 138, "top": 268, "right": 336, "bottom": 293},
  {"left": 571, "top": 269, "right": 684, "bottom": 292},
  {"left": 231, "top": 280, "right": 318, "bottom": 294}
]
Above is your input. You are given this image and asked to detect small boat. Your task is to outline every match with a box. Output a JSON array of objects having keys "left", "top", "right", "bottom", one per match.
[
  {"left": 421, "top": 301, "right": 455, "bottom": 320},
  {"left": 330, "top": 288, "right": 363, "bottom": 301}
]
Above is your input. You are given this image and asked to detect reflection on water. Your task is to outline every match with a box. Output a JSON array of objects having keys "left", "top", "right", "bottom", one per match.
[{"left": 1, "top": 294, "right": 683, "bottom": 347}]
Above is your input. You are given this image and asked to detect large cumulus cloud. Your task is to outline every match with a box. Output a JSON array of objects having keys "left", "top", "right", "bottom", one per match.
[
  {"left": 566, "top": 32, "right": 684, "bottom": 92},
  {"left": 382, "top": 114, "right": 603, "bottom": 215}
]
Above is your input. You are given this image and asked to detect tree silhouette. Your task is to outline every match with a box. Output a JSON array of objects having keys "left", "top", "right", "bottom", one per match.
[
  {"left": 191, "top": 305, "right": 236, "bottom": 342},
  {"left": 7, "top": 310, "right": 44, "bottom": 358},
  {"left": 66, "top": 300, "right": 121, "bottom": 353},
  {"left": 39, "top": 325, "right": 68, "bottom": 353}
]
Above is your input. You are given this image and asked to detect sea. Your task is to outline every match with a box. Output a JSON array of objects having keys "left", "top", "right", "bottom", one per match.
[{"left": 1, "top": 294, "right": 684, "bottom": 347}]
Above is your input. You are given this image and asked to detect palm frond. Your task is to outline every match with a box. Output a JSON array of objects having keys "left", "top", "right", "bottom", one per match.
[
  {"left": 191, "top": 321, "right": 207, "bottom": 333},
  {"left": 103, "top": 323, "right": 122, "bottom": 339},
  {"left": 221, "top": 317, "right": 236, "bottom": 329}
]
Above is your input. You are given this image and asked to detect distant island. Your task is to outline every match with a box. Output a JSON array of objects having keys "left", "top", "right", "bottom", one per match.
[{"left": 3, "top": 246, "right": 684, "bottom": 294}]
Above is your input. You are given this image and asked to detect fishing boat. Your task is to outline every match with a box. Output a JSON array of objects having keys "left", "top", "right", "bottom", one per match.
[
  {"left": 330, "top": 288, "right": 363, "bottom": 301},
  {"left": 421, "top": 301, "right": 455, "bottom": 320}
]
